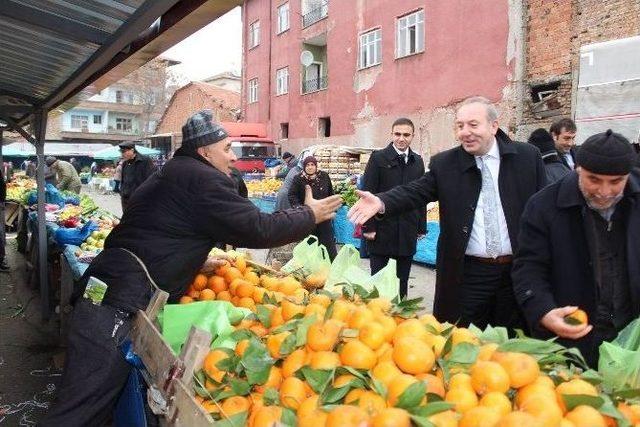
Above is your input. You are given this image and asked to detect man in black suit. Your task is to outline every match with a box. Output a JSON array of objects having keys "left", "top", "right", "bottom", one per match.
[
  {"left": 349, "top": 97, "right": 547, "bottom": 330},
  {"left": 550, "top": 118, "right": 578, "bottom": 170},
  {"left": 361, "top": 118, "right": 426, "bottom": 298}
]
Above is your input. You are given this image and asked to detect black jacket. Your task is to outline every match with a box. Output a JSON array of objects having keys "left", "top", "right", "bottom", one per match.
[
  {"left": 542, "top": 157, "right": 571, "bottom": 184},
  {"left": 288, "top": 170, "right": 334, "bottom": 207},
  {"left": 0, "top": 169, "right": 5, "bottom": 202},
  {"left": 362, "top": 143, "right": 426, "bottom": 257},
  {"left": 230, "top": 167, "right": 248, "bottom": 198},
  {"left": 120, "top": 153, "right": 157, "bottom": 199},
  {"left": 378, "top": 130, "right": 547, "bottom": 322},
  {"left": 512, "top": 170, "right": 640, "bottom": 361},
  {"left": 82, "top": 148, "right": 316, "bottom": 312}
]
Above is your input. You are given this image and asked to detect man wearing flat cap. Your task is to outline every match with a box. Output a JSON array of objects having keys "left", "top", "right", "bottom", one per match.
[
  {"left": 118, "top": 141, "right": 157, "bottom": 212},
  {"left": 513, "top": 129, "right": 640, "bottom": 367},
  {"left": 42, "top": 110, "right": 343, "bottom": 426}
]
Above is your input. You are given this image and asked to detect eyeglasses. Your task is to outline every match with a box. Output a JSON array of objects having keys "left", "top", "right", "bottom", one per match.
[{"left": 393, "top": 132, "right": 412, "bottom": 138}]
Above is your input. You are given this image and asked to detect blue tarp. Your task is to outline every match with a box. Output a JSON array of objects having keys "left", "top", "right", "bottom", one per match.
[
  {"left": 63, "top": 245, "right": 90, "bottom": 280},
  {"left": 249, "top": 199, "right": 439, "bottom": 266}
]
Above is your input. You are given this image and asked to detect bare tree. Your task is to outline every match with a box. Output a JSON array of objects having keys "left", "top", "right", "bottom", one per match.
[{"left": 118, "top": 58, "right": 181, "bottom": 137}]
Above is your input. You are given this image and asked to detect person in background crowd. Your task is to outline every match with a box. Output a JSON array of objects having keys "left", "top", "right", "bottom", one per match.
[
  {"left": 276, "top": 152, "right": 296, "bottom": 179},
  {"left": 551, "top": 118, "right": 578, "bottom": 170},
  {"left": 25, "top": 160, "right": 36, "bottom": 178},
  {"left": 527, "top": 128, "right": 571, "bottom": 184},
  {"left": 40, "top": 110, "right": 342, "bottom": 426},
  {"left": 275, "top": 156, "right": 302, "bottom": 211},
  {"left": 118, "top": 141, "right": 157, "bottom": 213},
  {"left": 0, "top": 167, "right": 8, "bottom": 271},
  {"left": 21, "top": 159, "right": 28, "bottom": 171},
  {"left": 513, "top": 130, "right": 640, "bottom": 367},
  {"left": 361, "top": 117, "right": 426, "bottom": 298},
  {"left": 2, "top": 161, "right": 13, "bottom": 182},
  {"left": 43, "top": 159, "right": 57, "bottom": 185},
  {"left": 113, "top": 160, "right": 122, "bottom": 193},
  {"left": 70, "top": 157, "right": 81, "bottom": 173},
  {"left": 289, "top": 156, "right": 338, "bottom": 260},
  {"left": 90, "top": 161, "right": 98, "bottom": 177},
  {"left": 46, "top": 156, "right": 82, "bottom": 193},
  {"left": 348, "top": 96, "right": 547, "bottom": 331}
]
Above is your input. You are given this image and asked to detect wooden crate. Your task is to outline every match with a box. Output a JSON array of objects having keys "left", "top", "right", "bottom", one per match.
[{"left": 130, "top": 290, "right": 217, "bottom": 426}]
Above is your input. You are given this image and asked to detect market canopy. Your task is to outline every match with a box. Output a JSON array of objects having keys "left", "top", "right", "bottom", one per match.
[
  {"left": 2, "top": 142, "right": 114, "bottom": 157},
  {"left": 92, "top": 145, "right": 160, "bottom": 160}
]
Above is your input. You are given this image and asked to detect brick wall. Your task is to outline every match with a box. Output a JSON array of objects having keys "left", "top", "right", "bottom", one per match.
[
  {"left": 519, "top": 0, "right": 640, "bottom": 138},
  {"left": 156, "top": 84, "right": 239, "bottom": 135}
]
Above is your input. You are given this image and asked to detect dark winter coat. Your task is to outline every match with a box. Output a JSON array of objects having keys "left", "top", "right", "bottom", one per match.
[
  {"left": 120, "top": 153, "right": 157, "bottom": 200},
  {"left": 542, "top": 157, "right": 571, "bottom": 184},
  {"left": 289, "top": 170, "right": 337, "bottom": 260},
  {"left": 378, "top": 129, "right": 547, "bottom": 322},
  {"left": 512, "top": 170, "right": 640, "bottom": 362},
  {"left": 361, "top": 143, "right": 426, "bottom": 257},
  {"left": 276, "top": 164, "right": 302, "bottom": 211},
  {"left": 80, "top": 148, "right": 316, "bottom": 312}
]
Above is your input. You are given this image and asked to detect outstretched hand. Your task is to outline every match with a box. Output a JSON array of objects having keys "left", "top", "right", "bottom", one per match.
[
  {"left": 304, "top": 185, "right": 343, "bottom": 224},
  {"left": 347, "top": 190, "right": 383, "bottom": 225},
  {"left": 200, "top": 255, "right": 231, "bottom": 274}
]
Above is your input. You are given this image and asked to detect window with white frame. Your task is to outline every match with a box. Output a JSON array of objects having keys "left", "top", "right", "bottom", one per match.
[
  {"left": 396, "top": 9, "right": 424, "bottom": 58},
  {"left": 115, "top": 117, "right": 132, "bottom": 131},
  {"left": 248, "top": 78, "right": 259, "bottom": 103},
  {"left": 277, "top": 3, "right": 290, "bottom": 34},
  {"left": 71, "top": 115, "right": 88, "bottom": 129},
  {"left": 359, "top": 28, "right": 382, "bottom": 69},
  {"left": 276, "top": 67, "right": 289, "bottom": 95},
  {"left": 249, "top": 21, "right": 260, "bottom": 48}
]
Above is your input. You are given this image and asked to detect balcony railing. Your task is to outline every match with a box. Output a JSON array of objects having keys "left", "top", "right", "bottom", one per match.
[
  {"left": 302, "top": 76, "right": 328, "bottom": 94},
  {"left": 302, "top": 1, "right": 328, "bottom": 28}
]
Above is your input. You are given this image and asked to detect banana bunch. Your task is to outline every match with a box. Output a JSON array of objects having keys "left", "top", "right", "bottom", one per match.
[{"left": 58, "top": 205, "right": 83, "bottom": 221}]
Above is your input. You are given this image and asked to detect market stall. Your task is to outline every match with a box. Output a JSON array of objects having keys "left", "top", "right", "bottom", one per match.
[{"left": 123, "top": 247, "right": 640, "bottom": 427}]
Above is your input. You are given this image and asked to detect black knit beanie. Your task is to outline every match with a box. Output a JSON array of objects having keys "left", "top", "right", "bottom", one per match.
[{"left": 576, "top": 129, "right": 635, "bottom": 175}]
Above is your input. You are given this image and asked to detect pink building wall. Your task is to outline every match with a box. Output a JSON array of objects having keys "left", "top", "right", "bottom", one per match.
[{"left": 242, "top": 0, "right": 519, "bottom": 158}]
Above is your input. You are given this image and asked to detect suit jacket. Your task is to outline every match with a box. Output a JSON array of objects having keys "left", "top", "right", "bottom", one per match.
[
  {"left": 362, "top": 143, "right": 426, "bottom": 257},
  {"left": 558, "top": 146, "right": 578, "bottom": 170},
  {"left": 378, "top": 129, "right": 547, "bottom": 322}
]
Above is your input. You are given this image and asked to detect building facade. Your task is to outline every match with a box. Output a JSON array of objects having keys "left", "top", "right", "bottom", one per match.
[
  {"left": 46, "top": 57, "right": 179, "bottom": 145},
  {"left": 241, "top": 0, "right": 520, "bottom": 156},
  {"left": 152, "top": 81, "right": 240, "bottom": 153},
  {"left": 242, "top": 0, "right": 640, "bottom": 157}
]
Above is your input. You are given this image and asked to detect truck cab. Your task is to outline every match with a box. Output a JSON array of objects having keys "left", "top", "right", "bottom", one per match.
[{"left": 221, "top": 122, "right": 276, "bottom": 173}]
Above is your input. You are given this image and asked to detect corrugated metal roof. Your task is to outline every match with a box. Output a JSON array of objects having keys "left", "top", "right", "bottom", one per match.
[{"left": 0, "top": 0, "right": 243, "bottom": 133}]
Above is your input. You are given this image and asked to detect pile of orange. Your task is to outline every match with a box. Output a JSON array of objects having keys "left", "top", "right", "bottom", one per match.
[{"left": 181, "top": 256, "right": 640, "bottom": 427}]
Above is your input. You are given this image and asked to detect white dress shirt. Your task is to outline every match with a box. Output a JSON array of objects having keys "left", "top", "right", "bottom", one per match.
[
  {"left": 564, "top": 152, "right": 575, "bottom": 169},
  {"left": 465, "top": 139, "right": 513, "bottom": 257},
  {"left": 393, "top": 145, "right": 409, "bottom": 163}
]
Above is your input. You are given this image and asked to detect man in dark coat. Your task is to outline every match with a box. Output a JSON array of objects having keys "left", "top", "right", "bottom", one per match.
[
  {"left": 361, "top": 117, "right": 426, "bottom": 298},
  {"left": 527, "top": 128, "right": 571, "bottom": 183},
  {"left": 41, "top": 110, "right": 343, "bottom": 426},
  {"left": 551, "top": 118, "right": 578, "bottom": 170},
  {"left": 289, "top": 156, "right": 337, "bottom": 260},
  {"left": 118, "top": 141, "right": 157, "bottom": 212},
  {"left": 348, "top": 97, "right": 547, "bottom": 329},
  {"left": 513, "top": 130, "right": 640, "bottom": 368}
]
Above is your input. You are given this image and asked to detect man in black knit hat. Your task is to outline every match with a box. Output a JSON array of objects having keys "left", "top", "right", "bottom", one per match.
[{"left": 513, "top": 129, "right": 640, "bottom": 367}]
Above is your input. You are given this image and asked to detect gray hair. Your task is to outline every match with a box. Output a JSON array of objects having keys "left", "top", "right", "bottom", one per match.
[{"left": 458, "top": 96, "right": 499, "bottom": 122}]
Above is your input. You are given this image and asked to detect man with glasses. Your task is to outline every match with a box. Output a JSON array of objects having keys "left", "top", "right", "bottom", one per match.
[
  {"left": 361, "top": 118, "right": 426, "bottom": 298},
  {"left": 350, "top": 97, "right": 547, "bottom": 330},
  {"left": 118, "top": 141, "right": 157, "bottom": 212}
]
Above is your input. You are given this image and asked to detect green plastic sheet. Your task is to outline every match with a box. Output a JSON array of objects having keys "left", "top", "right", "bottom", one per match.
[
  {"left": 282, "top": 235, "right": 331, "bottom": 276},
  {"left": 324, "top": 245, "right": 399, "bottom": 300},
  {"left": 159, "top": 301, "right": 250, "bottom": 355},
  {"left": 598, "top": 317, "right": 640, "bottom": 392}
]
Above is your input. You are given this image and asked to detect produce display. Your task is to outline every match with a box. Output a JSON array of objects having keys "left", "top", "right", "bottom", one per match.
[
  {"left": 314, "top": 146, "right": 369, "bottom": 183},
  {"left": 334, "top": 181, "right": 358, "bottom": 208},
  {"left": 5, "top": 175, "right": 36, "bottom": 204},
  {"left": 246, "top": 178, "right": 282, "bottom": 198},
  {"left": 175, "top": 254, "right": 640, "bottom": 427}
]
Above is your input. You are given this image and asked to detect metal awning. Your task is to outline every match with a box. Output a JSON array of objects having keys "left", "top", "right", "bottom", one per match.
[{"left": 0, "top": 0, "right": 242, "bottom": 321}]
